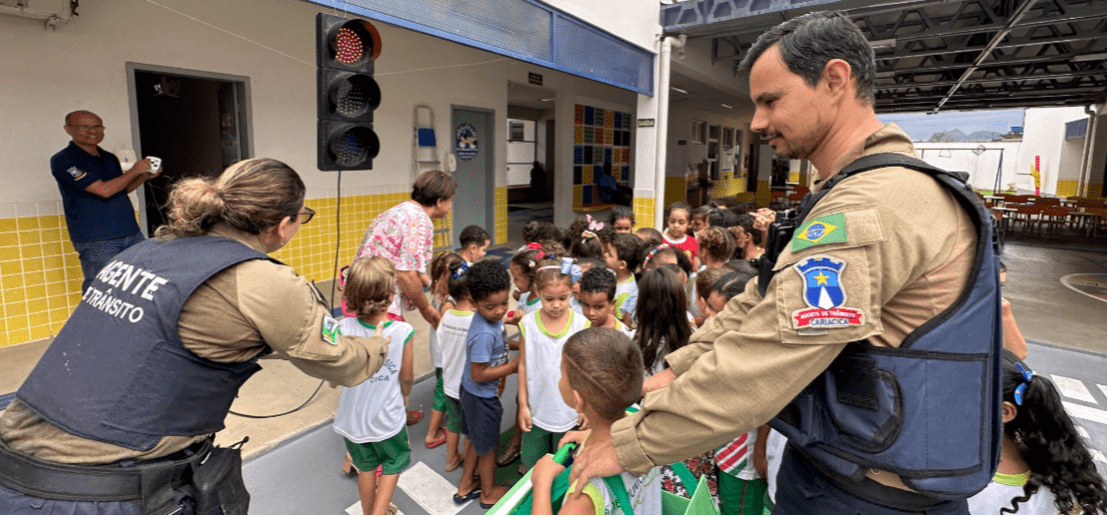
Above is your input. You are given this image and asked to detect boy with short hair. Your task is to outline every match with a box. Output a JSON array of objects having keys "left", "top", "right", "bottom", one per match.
[
  {"left": 458, "top": 224, "right": 491, "bottom": 265},
  {"left": 454, "top": 260, "right": 518, "bottom": 509},
  {"left": 603, "top": 233, "right": 643, "bottom": 327},
  {"left": 531, "top": 328, "right": 661, "bottom": 515},
  {"left": 578, "top": 267, "right": 633, "bottom": 338}
]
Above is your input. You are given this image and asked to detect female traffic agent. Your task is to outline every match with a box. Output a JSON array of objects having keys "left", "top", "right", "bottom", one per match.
[{"left": 0, "top": 158, "right": 391, "bottom": 514}]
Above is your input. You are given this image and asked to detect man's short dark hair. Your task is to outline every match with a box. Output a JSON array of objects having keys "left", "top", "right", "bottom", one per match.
[
  {"left": 579, "top": 266, "right": 616, "bottom": 301},
  {"left": 459, "top": 225, "right": 490, "bottom": 248},
  {"left": 739, "top": 11, "right": 875, "bottom": 104},
  {"left": 411, "top": 170, "right": 458, "bottom": 206}
]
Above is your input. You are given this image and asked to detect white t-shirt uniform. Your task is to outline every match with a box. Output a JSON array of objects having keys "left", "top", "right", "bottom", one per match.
[
  {"left": 333, "top": 318, "right": 414, "bottom": 443},
  {"left": 438, "top": 309, "right": 475, "bottom": 399},
  {"left": 428, "top": 297, "right": 450, "bottom": 369},
  {"left": 968, "top": 471, "right": 1057, "bottom": 515},
  {"left": 517, "top": 291, "right": 542, "bottom": 316},
  {"left": 570, "top": 464, "right": 663, "bottom": 515},
  {"left": 613, "top": 276, "right": 638, "bottom": 322},
  {"left": 520, "top": 310, "right": 588, "bottom": 432}
]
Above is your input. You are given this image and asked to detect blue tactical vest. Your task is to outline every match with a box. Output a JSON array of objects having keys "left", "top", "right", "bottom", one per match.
[
  {"left": 760, "top": 153, "right": 1003, "bottom": 499},
  {"left": 17, "top": 236, "right": 278, "bottom": 451}
]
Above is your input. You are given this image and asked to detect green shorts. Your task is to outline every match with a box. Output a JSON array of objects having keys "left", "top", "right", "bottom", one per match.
[
  {"left": 344, "top": 427, "right": 411, "bottom": 475},
  {"left": 445, "top": 396, "right": 463, "bottom": 434},
  {"left": 716, "top": 469, "right": 767, "bottom": 515},
  {"left": 521, "top": 425, "right": 566, "bottom": 469},
  {"left": 433, "top": 368, "right": 447, "bottom": 412}
]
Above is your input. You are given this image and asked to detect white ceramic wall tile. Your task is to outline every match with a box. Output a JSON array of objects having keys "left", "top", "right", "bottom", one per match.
[
  {"left": 15, "top": 202, "right": 38, "bottom": 218},
  {"left": 0, "top": 203, "right": 16, "bottom": 219}
]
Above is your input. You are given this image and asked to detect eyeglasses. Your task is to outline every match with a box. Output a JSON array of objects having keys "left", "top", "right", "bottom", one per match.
[
  {"left": 297, "top": 207, "right": 315, "bottom": 224},
  {"left": 1013, "top": 362, "right": 1034, "bottom": 406},
  {"left": 68, "top": 125, "right": 106, "bottom": 133}
]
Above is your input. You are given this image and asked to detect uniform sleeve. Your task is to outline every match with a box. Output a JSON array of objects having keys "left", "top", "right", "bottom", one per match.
[
  {"left": 468, "top": 332, "right": 495, "bottom": 364},
  {"left": 51, "top": 152, "right": 100, "bottom": 191},
  {"left": 236, "top": 261, "right": 389, "bottom": 386},
  {"left": 611, "top": 168, "right": 944, "bottom": 476}
]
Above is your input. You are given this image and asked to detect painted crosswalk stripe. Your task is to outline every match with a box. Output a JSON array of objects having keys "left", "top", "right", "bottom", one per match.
[
  {"left": 1062, "top": 401, "right": 1107, "bottom": 426},
  {"left": 1093, "top": 449, "right": 1107, "bottom": 465},
  {"left": 396, "top": 461, "right": 470, "bottom": 515},
  {"left": 1076, "top": 425, "right": 1090, "bottom": 440},
  {"left": 1099, "top": 384, "right": 1107, "bottom": 402},
  {"left": 345, "top": 501, "right": 405, "bottom": 515},
  {"left": 1051, "top": 375, "right": 1097, "bottom": 404}
]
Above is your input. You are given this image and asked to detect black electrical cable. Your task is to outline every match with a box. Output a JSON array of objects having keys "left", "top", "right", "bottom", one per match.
[
  {"left": 228, "top": 380, "right": 326, "bottom": 419},
  {"left": 228, "top": 172, "right": 345, "bottom": 419}
]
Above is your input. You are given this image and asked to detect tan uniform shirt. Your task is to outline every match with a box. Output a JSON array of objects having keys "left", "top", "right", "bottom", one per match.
[
  {"left": 0, "top": 225, "right": 389, "bottom": 464},
  {"left": 612, "top": 124, "right": 977, "bottom": 478}
]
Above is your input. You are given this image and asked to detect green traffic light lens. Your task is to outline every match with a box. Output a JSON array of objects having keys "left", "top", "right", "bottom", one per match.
[{"left": 330, "top": 127, "right": 379, "bottom": 167}]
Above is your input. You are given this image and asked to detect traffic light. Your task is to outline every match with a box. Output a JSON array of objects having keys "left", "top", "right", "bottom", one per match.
[{"left": 316, "top": 13, "right": 382, "bottom": 171}]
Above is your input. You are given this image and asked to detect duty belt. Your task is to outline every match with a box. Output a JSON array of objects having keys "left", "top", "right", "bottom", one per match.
[{"left": 0, "top": 436, "right": 209, "bottom": 512}]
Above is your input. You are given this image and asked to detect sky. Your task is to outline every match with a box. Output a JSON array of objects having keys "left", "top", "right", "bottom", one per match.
[{"left": 878, "top": 109, "right": 1026, "bottom": 142}]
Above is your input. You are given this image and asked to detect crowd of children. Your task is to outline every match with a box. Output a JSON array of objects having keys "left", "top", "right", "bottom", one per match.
[{"left": 328, "top": 204, "right": 1107, "bottom": 514}]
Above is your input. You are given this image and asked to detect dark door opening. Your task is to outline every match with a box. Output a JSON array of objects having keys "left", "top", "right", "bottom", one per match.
[{"left": 133, "top": 70, "right": 248, "bottom": 235}]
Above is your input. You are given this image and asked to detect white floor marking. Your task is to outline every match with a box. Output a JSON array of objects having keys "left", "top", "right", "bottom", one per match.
[
  {"left": 344, "top": 501, "right": 405, "bottom": 515},
  {"left": 1051, "top": 375, "right": 1097, "bottom": 404},
  {"left": 1093, "top": 449, "right": 1107, "bottom": 465},
  {"left": 1062, "top": 401, "right": 1107, "bottom": 426},
  {"left": 1076, "top": 425, "right": 1090, "bottom": 440},
  {"left": 1099, "top": 384, "right": 1107, "bottom": 403},
  {"left": 396, "top": 461, "right": 470, "bottom": 516}
]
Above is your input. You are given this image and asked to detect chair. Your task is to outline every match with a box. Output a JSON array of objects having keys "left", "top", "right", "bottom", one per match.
[
  {"left": 786, "top": 191, "right": 806, "bottom": 208},
  {"left": 1033, "top": 197, "right": 1060, "bottom": 207},
  {"left": 1038, "top": 206, "right": 1070, "bottom": 233},
  {"left": 770, "top": 190, "right": 788, "bottom": 209},
  {"left": 1013, "top": 205, "right": 1042, "bottom": 232},
  {"left": 793, "top": 185, "right": 810, "bottom": 196}
]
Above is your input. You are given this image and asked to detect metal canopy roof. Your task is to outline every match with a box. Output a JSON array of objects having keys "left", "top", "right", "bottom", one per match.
[{"left": 662, "top": 0, "right": 1107, "bottom": 114}]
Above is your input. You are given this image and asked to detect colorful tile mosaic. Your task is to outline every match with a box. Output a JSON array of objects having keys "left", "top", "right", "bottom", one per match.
[{"left": 573, "top": 103, "right": 632, "bottom": 210}]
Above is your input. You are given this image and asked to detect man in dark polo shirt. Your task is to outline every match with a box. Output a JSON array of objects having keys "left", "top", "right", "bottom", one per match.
[{"left": 51, "top": 110, "right": 155, "bottom": 292}]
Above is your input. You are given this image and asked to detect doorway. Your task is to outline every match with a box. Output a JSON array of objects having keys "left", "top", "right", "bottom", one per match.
[
  {"left": 128, "top": 65, "right": 252, "bottom": 235},
  {"left": 451, "top": 106, "right": 495, "bottom": 244}
]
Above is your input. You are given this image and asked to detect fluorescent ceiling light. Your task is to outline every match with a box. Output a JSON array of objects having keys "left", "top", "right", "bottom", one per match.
[
  {"left": 875, "top": 70, "right": 896, "bottom": 78},
  {"left": 870, "top": 38, "right": 896, "bottom": 50},
  {"left": 540, "top": 98, "right": 555, "bottom": 102},
  {"left": 1072, "top": 52, "right": 1107, "bottom": 62},
  {"left": 670, "top": 86, "right": 689, "bottom": 94},
  {"left": 720, "top": 103, "right": 734, "bottom": 109}
]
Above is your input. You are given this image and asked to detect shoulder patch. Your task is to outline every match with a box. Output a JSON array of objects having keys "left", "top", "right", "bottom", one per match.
[
  {"left": 321, "top": 315, "right": 341, "bottom": 345},
  {"left": 792, "top": 212, "right": 847, "bottom": 252},
  {"left": 790, "top": 255, "right": 865, "bottom": 329},
  {"left": 67, "top": 166, "right": 87, "bottom": 181}
]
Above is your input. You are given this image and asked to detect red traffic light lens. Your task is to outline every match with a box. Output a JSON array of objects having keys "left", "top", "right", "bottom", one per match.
[
  {"left": 329, "top": 127, "right": 380, "bottom": 167},
  {"left": 330, "top": 20, "right": 382, "bottom": 66}
]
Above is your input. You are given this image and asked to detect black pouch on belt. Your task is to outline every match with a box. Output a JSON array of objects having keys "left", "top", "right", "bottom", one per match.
[{"left": 191, "top": 436, "right": 250, "bottom": 515}]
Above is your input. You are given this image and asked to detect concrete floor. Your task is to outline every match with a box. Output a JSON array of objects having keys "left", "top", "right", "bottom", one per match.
[{"left": 1000, "top": 233, "right": 1107, "bottom": 356}]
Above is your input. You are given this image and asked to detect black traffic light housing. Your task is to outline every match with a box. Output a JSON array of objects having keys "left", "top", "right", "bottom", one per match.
[{"left": 316, "top": 13, "right": 382, "bottom": 171}]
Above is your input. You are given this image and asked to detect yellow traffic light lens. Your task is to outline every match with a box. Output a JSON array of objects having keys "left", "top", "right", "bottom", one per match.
[{"left": 330, "top": 127, "right": 379, "bottom": 166}]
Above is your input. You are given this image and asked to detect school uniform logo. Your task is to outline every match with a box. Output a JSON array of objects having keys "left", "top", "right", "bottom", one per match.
[
  {"left": 791, "top": 256, "right": 864, "bottom": 329},
  {"left": 67, "top": 166, "right": 87, "bottom": 181}
]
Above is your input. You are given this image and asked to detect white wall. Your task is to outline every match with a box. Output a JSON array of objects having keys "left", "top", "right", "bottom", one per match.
[
  {"left": 1016, "top": 107, "right": 1088, "bottom": 194},
  {"left": 666, "top": 100, "right": 749, "bottom": 179},
  {"left": 0, "top": 0, "right": 647, "bottom": 226},
  {"left": 914, "top": 142, "right": 1022, "bottom": 192},
  {"left": 546, "top": 0, "right": 659, "bottom": 51}
]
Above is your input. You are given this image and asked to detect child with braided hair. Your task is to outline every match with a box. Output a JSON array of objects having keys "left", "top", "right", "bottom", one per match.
[
  {"left": 333, "top": 256, "right": 415, "bottom": 515},
  {"left": 968, "top": 351, "right": 1107, "bottom": 515}
]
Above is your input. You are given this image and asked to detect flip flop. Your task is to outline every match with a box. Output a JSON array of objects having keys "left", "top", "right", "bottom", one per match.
[
  {"left": 480, "top": 501, "right": 496, "bottom": 510},
  {"left": 452, "top": 488, "right": 481, "bottom": 504},
  {"left": 425, "top": 428, "right": 447, "bottom": 449},
  {"left": 406, "top": 410, "right": 424, "bottom": 425}
]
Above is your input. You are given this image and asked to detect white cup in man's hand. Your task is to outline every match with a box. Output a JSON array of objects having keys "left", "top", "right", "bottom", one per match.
[{"left": 147, "top": 156, "right": 162, "bottom": 175}]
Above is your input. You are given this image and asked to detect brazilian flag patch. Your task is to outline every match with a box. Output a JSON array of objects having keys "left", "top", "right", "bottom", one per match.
[{"left": 791, "top": 213, "right": 847, "bottom": 252}]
